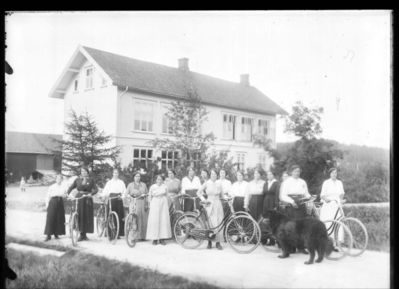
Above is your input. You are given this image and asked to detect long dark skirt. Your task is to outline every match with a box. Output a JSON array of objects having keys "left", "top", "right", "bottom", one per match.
[
  {"left": 222, "top": 201, "right": 231, "bottom": 216},
  {"left": 77, "top": 196, "right": 94, "bottom": 234},
  {"left": 232, "top": 197, "right": 245, "bottom": 213},
  {"left": 106, "top": 197, "right": 125, "bottom": 236},
  {"left": 44, "top": 197, "right": 66, "bottom": 236},
  {"left": 248, "top": 195, "right": 264, "bottom": 221},
  {"left": 262, "top": 194, "right": 277, "bottom": 218},
  {"left": 183, "top": 189, "right": 201, "bottom": 212}
]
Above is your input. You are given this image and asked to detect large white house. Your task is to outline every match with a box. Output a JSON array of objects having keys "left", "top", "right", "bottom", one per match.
[{"left": 49, "top": 45, "right": 286, "bottom": 172}]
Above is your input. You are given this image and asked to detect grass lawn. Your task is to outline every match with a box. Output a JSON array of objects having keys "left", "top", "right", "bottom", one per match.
[{"left": 5, "top": 241, "right": 219, "bottom": 289}]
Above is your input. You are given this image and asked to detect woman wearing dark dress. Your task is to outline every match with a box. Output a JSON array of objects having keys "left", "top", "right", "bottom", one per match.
[
  {"left": 44, "top": 173, "right": 67, "bottom": 241},
  {"left": 244, "top": 169, "right": 265, "bottom": 221},
  {"left": 262, "top": 171, "right": 280, "bottom": 218},
  {"left": 66, "top": 167, "right": 98, "bottom": 241}
]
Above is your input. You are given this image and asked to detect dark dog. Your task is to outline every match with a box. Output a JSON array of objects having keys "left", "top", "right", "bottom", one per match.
[{"left": 268, "top": 210, "right": 333, "bottom": 265}]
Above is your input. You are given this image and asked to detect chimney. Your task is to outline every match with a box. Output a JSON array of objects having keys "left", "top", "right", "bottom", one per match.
[
  {"left": 240, "top": 74, "right": 250, "bottom": 86},
  {"left": 178, "top": 58, "right": 189, "bottom": 71}
]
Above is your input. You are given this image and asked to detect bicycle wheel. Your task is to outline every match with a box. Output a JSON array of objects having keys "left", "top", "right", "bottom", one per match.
[
  {"left": 341, "top": 217, "right": 368, "bottom": 257},
  {"left": 70, "top": 213, "right": 79, "bottom": 247},
  {"left": 171, "top": 210, "right": 184, "bottom": 238},
  {"left": 324, "top": 219, "right": 353, "bottom": 261},
  {"left": 107, "top": 212, "right": 119, "bottom": 244},
  {"left": 225, "top": 215, "right": 261, "bottom": 254},
  {"left": 96, "top": 206, "right": 106, "bottom": 237},
  {"left": 124, "top": 213, "right": 138, "bottom": 248},
  {"left": 174, "top": 214, "right": 205, "bottom": 249},
  {"left": 258, "top": 217, "right": 280, "bottom": 253}
]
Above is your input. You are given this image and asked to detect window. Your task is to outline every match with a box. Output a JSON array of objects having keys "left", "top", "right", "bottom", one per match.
[
  {"left": 186, "top": 152, "right": 201, "bottom": 168},
  {"left": 133, "top": 148, "right": 153, "bottom": 169},
  {"left": 161, "top": 151, "right": 179, "bottom": 170},
  {"left": 258, "top": 119, "right": 269, "bottom": 136},
  {"left": 241, "top": 117, "right": 253, "bottom": 141},
  {"left": 73, "top": 80, "right": 79, "bottom": 92},
  {"left": 133, "top": 100, "right": 154, "bottom": 132},
  {"left": 162, "top": 106, "right": 173, "bottom": 134},
  {"left": 85, "top": 67, "right": 94, "bottom": 89},
  {"left": 257, "top": 153, "right": 266, "bottom": 169},
  {"left": 236, "top": 153, "right": 246, "bottom": 170},
  {"left": 223, "top": 114, "right": 236, "bottom": 140}
]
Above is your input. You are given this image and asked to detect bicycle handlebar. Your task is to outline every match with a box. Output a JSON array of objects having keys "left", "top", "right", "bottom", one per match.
[
  {"left": 180, "top": 194, "right": 200, "bottom": 200},
  {"left": 126, "top": 194, "right": 148, "bottom": 199},
  {"left": 68, "top": 194, "right": 91, "bottom": 201}
]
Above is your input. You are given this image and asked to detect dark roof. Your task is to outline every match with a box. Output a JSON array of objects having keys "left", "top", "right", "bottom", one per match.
[
  {"left": 83, "top": 46, "right": 287, "bottom": 115},
  {"left": 6, "top": 131, "right": 62, "bottom": 154}
]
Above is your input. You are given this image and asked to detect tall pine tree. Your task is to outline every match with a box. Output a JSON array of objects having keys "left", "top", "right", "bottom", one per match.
[{"left": 56, "top": 110, "right": 120, "bottom": 177}]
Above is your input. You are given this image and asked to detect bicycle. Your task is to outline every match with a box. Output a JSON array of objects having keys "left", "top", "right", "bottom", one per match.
[
  {"left": 174, "top": 195, "right": 261, "bottom": 254},
  {"left": 315, "top": 198, "right": 368, "bottom": 257},
  {"left": 168, "top": 194, "right": 185, "bottom": 238},
  {"left": 124, "top": 193, "right": 148, "bottom": 247},
  {"left": 96, "top": 194, "right": 122, "bottom": 244},
  {"left": 67, "top": 194, "right": 90, "bottom": 247}
]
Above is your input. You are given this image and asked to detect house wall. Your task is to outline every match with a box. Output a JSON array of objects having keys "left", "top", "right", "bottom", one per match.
[
  {"left": 116, "top": 89, "right": 275, "bottom": 170},
  {"left": 62, "top": 59, "right": 118, "bottom": 147}
]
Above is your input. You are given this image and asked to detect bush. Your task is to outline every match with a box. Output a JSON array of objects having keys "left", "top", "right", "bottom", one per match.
[{"left": 343, "top": 204, "right": 389, "bottom": 252}]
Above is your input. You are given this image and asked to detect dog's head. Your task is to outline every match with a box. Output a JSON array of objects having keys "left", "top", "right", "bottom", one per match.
[
  {"left": 325, "top": 237, "right": 334, "bottom": 256},
  {"left": 268, "top": 209, "right": 289, "bottom": 231}
]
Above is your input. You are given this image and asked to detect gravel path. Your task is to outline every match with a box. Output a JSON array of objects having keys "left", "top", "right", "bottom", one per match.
[{"left": 6, "top": 208, "right": 389, "bottom": 289}]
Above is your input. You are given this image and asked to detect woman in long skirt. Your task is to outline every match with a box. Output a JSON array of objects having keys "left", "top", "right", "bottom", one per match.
[
  {"left": 198, "top": 169, "right": 224, "bottom": 250},
  {"left": 181, "top": 167, "right": 202, "bottom": 212},
  {"left": 101, "top": 169, "right": 126, "bottom": 237},
  {"left": 261, "top": 171, "right": 280, "bottom": 245},
  {"left": 125, "top": 172, "right": 149, "bottom": 241},
  {"left": 146, "top": 175, "right": 171, "bottom": 245},
  {"left": 217, "top": 169, "right": 232, "bottom": 216},
  {"left": 244, "top": 169, "right": 265, "bottom": 221},
  {"left": 44, "top": 173, "right": 66, "bottom": 241},
  {"left": 66, "top": 167, "right": 98, "bottom": 241}
]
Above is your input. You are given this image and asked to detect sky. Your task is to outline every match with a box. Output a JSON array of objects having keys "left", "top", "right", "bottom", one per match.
[{"left": 5, "top": 11, "right": 392, "bottom": 149}]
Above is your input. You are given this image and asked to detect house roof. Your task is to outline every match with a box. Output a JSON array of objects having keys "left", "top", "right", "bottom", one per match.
[
  {"left": 82, "top": 46, "right": 287, "bottom": 115},
  {"left": 6, "top": 131, "right": 62, "bottom": 154}
]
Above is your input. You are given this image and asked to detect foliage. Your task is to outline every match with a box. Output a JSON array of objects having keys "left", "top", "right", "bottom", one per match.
[
  {"left": 284, "top": 100, "right": 324, "bottom": 139},
  {"left": 343, "top": 204, "right": 389, "bottom": 251},
  {"left": 6, "top": 248, "right": 219, "bottom": 289},
  {"left": 55, "top": 110, "right": 120, "bottom": 183},
  {"left": 151, "top": 72, "right": 215, "bottom": 173},
  {"left": 206, "top": 150, "right": 237, "bottom": 181}
]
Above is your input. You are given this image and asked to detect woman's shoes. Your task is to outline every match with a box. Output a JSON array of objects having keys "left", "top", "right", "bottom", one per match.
[
  {"left": 44, "top": 236, "right": 51, "bottom": 242},
  {"left": 152, "top": 240, "right": 158, "bottom": 245},
  {"left": 216, "top": 242, "right": 223, "bottom": 250},
  {"left": 207, "top": 241, "right": 212, "bottom": 249},
  {"left": 159, "top": 239, "right": 166, "bottom": 245},
  {"left": 54, "top": 235, "right": 59, "bottom": 239}
]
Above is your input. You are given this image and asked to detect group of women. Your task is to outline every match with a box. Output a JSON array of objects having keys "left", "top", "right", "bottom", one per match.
[{"left": 44, "top": 165, "right": 346, "bottom": 249}]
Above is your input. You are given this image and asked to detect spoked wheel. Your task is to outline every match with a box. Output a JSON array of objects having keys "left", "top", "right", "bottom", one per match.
[
  {"left": 171, "top": 210, "right": 184, "bottom": 239},
  {"left": 70, "top": 213, "right": 79, "bottom": 247},
  {"left": 174, "top": 214, "right": 205, "bottom": 249},
  {"left": 258, "top": 217, "right": 280, "bottom": 253},
  {"left": 225, "top": 215, "right": 261, "bottom": 254},
  {"left": 124, "top": 213, "right": 138, "bottom": 248},
  {"left": 324, "top": 219, "right": 353, "bottom": 261},
  {"left": 107, "top": 212, "right": 120, "bottom": 244},
  {"left": 340, "top": 217, "right": 368, "bottom": 256},
  {"left": 96, "top": 206, "right": 106, "bottom": 237}
]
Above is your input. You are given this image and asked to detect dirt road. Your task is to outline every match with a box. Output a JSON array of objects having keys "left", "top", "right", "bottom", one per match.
[{"left": 6, "top": 209, "right": 389, "bottom": 288}]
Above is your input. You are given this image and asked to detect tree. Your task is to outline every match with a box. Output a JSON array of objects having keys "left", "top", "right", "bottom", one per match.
[
  {"left": 206, "top": 150, "right": 237, "bottom": 181},
  {"left": 272, "top": 101, "right": 343, "bottom": 195},
  {"left": 151, "top": 71, "right": 215, "bottom": 174},
  {"left": 284, "top": 100, "right": 324, "bottom": 139},
  {"left": 56, "top": 110, "right": 120, "bottom": 182}
]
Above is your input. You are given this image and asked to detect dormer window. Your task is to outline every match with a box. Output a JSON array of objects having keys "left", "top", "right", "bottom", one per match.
[{"left": 85, "top": 67, "right": 94, "bottom": 89}]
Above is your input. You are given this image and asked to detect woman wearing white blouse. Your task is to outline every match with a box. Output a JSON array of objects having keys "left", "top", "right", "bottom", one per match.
[
  {"left": 44, "top": 174, "right": 67, "bottom": 241},
  {"left": 146, "top": 175, "right": 172, "bottom": 245},
  {"left": 244, "top": 169, "right": 266, "bottom": 221},
  {"left": 181, "top": 168, "right": 202, "bottom": 212},
  {"left": 319, "top": 168, "right": 345, "bottom": 222},
  {"left": 230, "top": 170, "right": 249, "bottom": 212},
  {"left": 101, "top": 169, "right": 126, "bottom": 237},
  {"left": 280, "top": 165, "right": 311, "bottom": 219}
]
